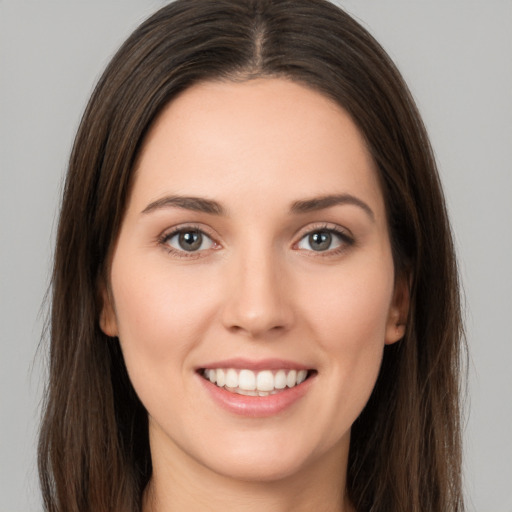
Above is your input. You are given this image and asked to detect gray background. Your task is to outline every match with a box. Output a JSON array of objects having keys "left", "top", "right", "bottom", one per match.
[{"left": 1, "top": 1, "right": 511, "bottom": 511}]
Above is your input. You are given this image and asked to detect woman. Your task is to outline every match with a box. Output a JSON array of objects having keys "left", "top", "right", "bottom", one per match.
[{"left": 38, "top": 0, "right": 465, "bottom": 510}]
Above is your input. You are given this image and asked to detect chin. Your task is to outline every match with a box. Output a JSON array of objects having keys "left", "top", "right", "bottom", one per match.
[
  {"left": 203, "top": 450, "right": 315, "bottom": 483},
  {"left": 189, "top": 427, "right": 349, "bottom": 484}
]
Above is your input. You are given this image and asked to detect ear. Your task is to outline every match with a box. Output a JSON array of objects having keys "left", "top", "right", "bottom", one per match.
[
  {"left": 98, "top": 282, "right": 118, "bottom": 338},
  {"left": 385, "top": 274, "right": 410, "bottom": 345}
]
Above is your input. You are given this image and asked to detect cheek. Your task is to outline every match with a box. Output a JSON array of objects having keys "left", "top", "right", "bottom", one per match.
[
  {"left": 304, "top": 256, "right": 394, "bottom": 343},
  {"left": 110, "top": 255, "right": 220, "bottom": 382},
  {"left": 299, "top": 254, "right": 395, "bottom": 411}
]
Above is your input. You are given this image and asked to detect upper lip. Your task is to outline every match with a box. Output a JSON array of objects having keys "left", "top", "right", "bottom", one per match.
[{"left": 198, "top": 358, "right": 313, "bottom": 372}]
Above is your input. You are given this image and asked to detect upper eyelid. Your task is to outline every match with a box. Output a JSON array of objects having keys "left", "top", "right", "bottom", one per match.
[
  {"left": 294, "top": 222, "right": 353, "bottom": 241},
  {"left": 159, "top": 223, "right": 218, "bottom": 242}
]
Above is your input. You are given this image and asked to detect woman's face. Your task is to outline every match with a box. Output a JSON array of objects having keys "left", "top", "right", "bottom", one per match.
[{"left": 101, "top": 78, "right": 406, "bottom": 483}]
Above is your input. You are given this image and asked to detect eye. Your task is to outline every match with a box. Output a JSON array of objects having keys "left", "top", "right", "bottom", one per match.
[
  {"left": 162, "top": 228, "right": 216, "bottom": 253},
  {"left": 296, "top": 228, "right": 351, "bottom": 253}
]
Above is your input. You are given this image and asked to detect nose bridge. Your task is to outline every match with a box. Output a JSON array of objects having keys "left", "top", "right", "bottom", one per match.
[{"left": 222, "top": 239, "right": 293, "bottom": 337}]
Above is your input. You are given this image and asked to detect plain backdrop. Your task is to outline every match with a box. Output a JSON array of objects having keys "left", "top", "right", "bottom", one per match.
[{"left": 1, "top": 1, "right": 511, "bottom": 511}]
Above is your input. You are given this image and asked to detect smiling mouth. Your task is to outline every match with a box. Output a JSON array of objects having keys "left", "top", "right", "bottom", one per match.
[{"left": 200, "top": 368, "right": 315, "bottom": 396}]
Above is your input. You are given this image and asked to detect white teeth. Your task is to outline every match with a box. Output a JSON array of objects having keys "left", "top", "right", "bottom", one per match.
[
  {"left": 225, "top": 368, "right": 238, "bottom": 388},
  {"left": 274, "top": 370, "right": 287, "bottom": 389},
  {"left": 236, "top": 388, "right": 258, "bottom": 396},
  {"left": 239, "top": 369, "right": 256, "bottom": 391},
  {"left": 203, "top": 367, "right": 310, "bottom": 395},
  {"left": 286, "top": 370, "right": 297, "bottom": 388},
  {"left": 216, "top": 368, "right": 225, "bottom": 387},
  {"left": 256, "top": 370, "right": 274, "bottom": 391}
]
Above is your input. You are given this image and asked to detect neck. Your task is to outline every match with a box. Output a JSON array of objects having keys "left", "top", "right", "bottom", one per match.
[{"left": 143, "top": 428, "right": 354, "bottom": 512}]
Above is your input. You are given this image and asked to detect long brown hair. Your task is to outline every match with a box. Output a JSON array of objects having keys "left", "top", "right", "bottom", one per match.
[{"left": 38, "top": 1, "right": 465, "bottom": 510}]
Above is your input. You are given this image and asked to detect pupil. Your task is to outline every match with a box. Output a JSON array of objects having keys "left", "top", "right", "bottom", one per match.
[
  {"left": 309, "top": 231, "right": 331, "bottom": 251},
  {"left": 179, "top": 231, "right": 202, "bottom": 251}
]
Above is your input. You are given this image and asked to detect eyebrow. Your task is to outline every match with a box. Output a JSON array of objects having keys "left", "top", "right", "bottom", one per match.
[
  {"left": 141, "top": 193, "right": 375, "bottom": 220},
  {"left": 290, "top": 194, "right": 375, "bottom": 221},
  {"left": 141, "top": 195, "right": 225, "bottom": 215}
]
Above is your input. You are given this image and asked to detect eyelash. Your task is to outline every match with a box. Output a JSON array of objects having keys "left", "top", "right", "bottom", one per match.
[
  {"left": 158, "top": 224, "right": 218, "bottom": 259},
  {"left": 157, "top": 223, "right": 354, "bottom": 259},
  {"left": 294, "top": 223, "right": 355, "bottom": 257}
]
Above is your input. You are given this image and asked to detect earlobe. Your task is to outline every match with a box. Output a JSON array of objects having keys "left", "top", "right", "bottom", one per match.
[
  {"left": 385, "top": 275, "right": 410, "bottom": 345},
  {"left": 385, "top": 322, "right": 406, "bottom": 345},
  {"left": 99, "top": 285, "right": 118, "bottom": 337}
]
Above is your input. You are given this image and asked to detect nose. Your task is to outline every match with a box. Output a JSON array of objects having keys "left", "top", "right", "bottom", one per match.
[{"left": 221, "top": 248, "right": 294, "bottom": 338}]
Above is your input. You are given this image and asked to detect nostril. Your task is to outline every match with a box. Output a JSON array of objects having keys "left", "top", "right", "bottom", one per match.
[{"left": 220, "top": 271, "right": 295, "bottom": 336}]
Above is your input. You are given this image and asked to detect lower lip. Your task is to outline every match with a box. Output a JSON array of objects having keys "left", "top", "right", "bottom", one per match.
[{"left": 198, "top": 373, "right": 315, "bottom": 417}]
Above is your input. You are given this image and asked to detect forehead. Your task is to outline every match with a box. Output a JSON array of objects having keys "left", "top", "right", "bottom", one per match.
[{"left": 130, "top": 78, "right": 384, "bottom": 217}]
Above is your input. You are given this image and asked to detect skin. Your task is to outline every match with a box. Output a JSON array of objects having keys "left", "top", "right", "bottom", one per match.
[{"left": 100, "top": 78, "right": 407, "bottom": 512}]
